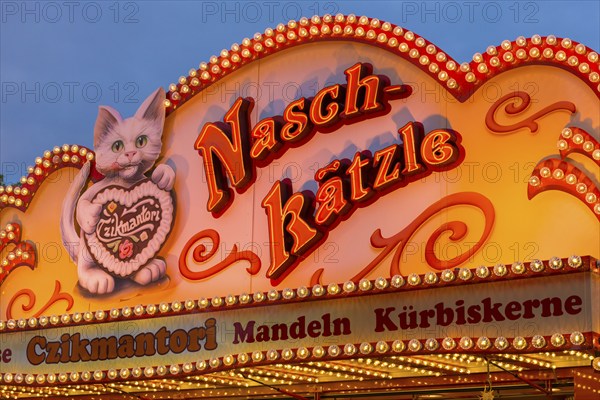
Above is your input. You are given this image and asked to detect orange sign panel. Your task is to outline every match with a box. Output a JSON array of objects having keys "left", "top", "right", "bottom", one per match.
[{"left": 0, "top": 19, "right": 598, "bottom": 319}]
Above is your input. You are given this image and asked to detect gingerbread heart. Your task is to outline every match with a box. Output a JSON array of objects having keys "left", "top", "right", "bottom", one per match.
[{"left": 86, "top": 179, "right": 174, "bottom": 277}]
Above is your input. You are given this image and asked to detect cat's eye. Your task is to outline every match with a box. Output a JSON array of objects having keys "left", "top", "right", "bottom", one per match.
[
  {"left": 111, "top": 140, "right": 124, "bottom": 152},
  {"left": 135, "top": 135, "right": 148, "bottom": 148}
]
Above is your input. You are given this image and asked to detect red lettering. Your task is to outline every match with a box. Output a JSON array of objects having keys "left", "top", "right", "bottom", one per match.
[
  {"left": 435, "top": 302, "right": 454, "bottom": 326},
  {"left": 250, "top": 117, "right": 283, "bottom": 163},
  {"left": 541, "top": 297, "right": 564, "bottom": 317},
  {"left": 482, "top": 298, "right": 506, "bottom": 322},
  {"left": 399, "top": 122, "right": 425, "bottom": 174},
  {"left": 373, "top": 145, "right": 402, "bottom": 190},
  {"left": 1, "top": 348, "right": 12, "bottom": 363},
  {"left": 194, "top": 97, "right": 255, "bottom": 214},
  {"left": 314, "top": 175, "right": 349, "bottom": 226},
  {"left": 194, "top": 63, "right": 413, "bottom": 215},
  {"left": 521, "top": 299, "right": 541, "bottom": 318},
  {"left": 27, "top": 337, "right": 46, "bottom": 366},
  {"left": 310, "top": 85, "right": 343, "bottom": 127},
  {"left": 418, "top": 309, "right": 436, "bottom": 328},
  {"left": 374, "top": 307, "right": 398, "bottom": 332},
  {"left": 346, "top": 152, "right": 373, "bottom": 202},
  {"left": 342, "top": 63, "right": 386, "bottom": 118},
  {"left": 262, "top": 181, "right": 323, "bottom": 280},
  {"left": 467, "top": 304, "right": 482, "bottom": 324},
  {"left": 281, "top": 98, "right": 313, "bottom": 142},
  {"left": 421, "top": 129, "right": 461, "bottom": 169},
  {"left": 564, "top": 296, "right": 583, "bottom": 315},
  {"left": 307, "top": 320, "right": 321, "bottom": 338},
  {"left": 505, "top": 301, "right": 522, "bottom": 320}
]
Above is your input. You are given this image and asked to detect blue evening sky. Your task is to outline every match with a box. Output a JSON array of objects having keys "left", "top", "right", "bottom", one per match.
[{"left": 1, "top": 1, "right": 599, "bottom": 184}]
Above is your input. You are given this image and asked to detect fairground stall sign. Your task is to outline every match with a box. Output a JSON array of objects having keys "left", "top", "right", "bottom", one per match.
[{"left": 0, "top": 14, "right": 598, "bottom": 399}]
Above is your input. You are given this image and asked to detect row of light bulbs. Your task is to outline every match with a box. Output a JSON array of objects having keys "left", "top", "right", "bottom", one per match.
[
  {"left": 0, "top": 255, "right": 586, "bottom": 332},
  {"left": 0, "top": 331, "right": 590, "bottom": 387},
  {"left": 163, "top": 14, "right": 600, "bottom": 114},
  {"left": 0, "top": 144, "right": 94, "bottom": 211},
  {"left": 1, "top": 350, "right": 597, "bottom": 397},
  {"left": 529, "top": 127, "right": 600, "bottom": 215}
]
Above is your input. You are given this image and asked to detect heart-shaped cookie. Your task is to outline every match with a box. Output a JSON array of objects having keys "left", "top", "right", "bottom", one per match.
[{"left": 86, "top": 179, "right": 174, "bottom": 277}]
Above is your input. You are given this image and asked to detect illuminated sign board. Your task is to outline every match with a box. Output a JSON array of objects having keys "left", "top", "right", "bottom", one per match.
[{"left": 0, "top": 15, "right": 598, "bottom": 382}]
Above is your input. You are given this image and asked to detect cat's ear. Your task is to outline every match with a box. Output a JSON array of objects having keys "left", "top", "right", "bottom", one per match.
[
  {"left": 94, "top": 106, "right": 122, "bottom": 148},
  {"left": 135, "top": 88, "right": 166, "bottom": 128}
]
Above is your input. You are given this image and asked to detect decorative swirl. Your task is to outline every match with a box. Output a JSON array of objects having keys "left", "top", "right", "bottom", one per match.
[
  {"left": 424, "top": 221, "right": 471, "bottom": 269},
  {"left": 351, "top": 192, "right": 495, "bottom": 281},
  {"left": 528, "top": 128, "right": 600, "bottom": 220},
  {"left": 557, "top": 126, "right": 600, "bottom": 162},
  {"left": 0, "top": 222, "right": 36, "bottom": 285},
  {"left": 310, "top": 268, "right": 325, "bottom": 286},
  {"left": 178, "top": 229, "right": 261, "bottom": 280},
  {"left": 485, "top": 91, "right": 576, "bottom": 134},
  {"left": 6, "top": 280, "right": 74, "bottom": 320}
]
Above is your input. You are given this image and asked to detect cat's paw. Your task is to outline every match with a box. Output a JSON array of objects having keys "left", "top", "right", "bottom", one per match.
[
  {"left": 151, "top": 164, "right": 175, "bottom": 191},
  {"left": 77, "top": 200, "right": 103, "bottom": 234},
  {"left": 132, "top": 258, "right": 166, "bottom": 286},
  {"left": 79, "top": 268, "right": 115, "bottom": 294}
]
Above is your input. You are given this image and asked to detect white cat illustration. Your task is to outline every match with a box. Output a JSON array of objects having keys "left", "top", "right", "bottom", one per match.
[{"left": 61, "top": 88, "right": 175, "bottom": 294}]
